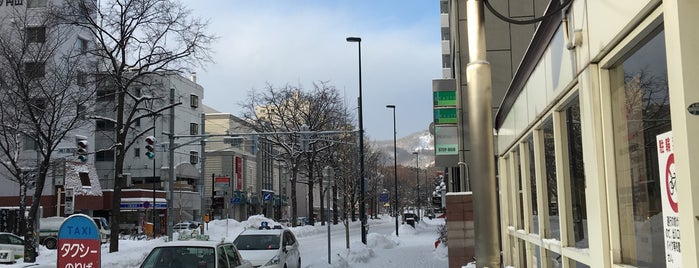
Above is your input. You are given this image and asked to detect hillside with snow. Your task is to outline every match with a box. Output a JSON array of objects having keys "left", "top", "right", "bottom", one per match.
[{"left": 372, "top": 130, "right": 434, "bottom": 168}]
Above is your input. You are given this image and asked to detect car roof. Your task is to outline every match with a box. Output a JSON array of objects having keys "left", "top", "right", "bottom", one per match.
[
  {"left": 237, "top": 228, "right": 286, "bottom": 236},
  {"left": 154, "top": 240, "right": 230, "bottom": 248}
]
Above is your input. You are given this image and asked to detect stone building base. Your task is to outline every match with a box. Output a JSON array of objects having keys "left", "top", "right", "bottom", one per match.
[{"left": 446, "top": 192, "right": 475, "bottom": 268}]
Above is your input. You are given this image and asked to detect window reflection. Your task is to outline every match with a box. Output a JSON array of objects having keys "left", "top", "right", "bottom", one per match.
[
  {"left": 528, "top": 135, "right": 539, "bottom": 234},
  {"left": 542, "top": 119, "right": 560, "bottom": 240},
  {"left": 566, "top": 98, "right": 588, "bottom": 249},
  {"left": 610, "top": 29, "right": 670, "bottom": 267}
]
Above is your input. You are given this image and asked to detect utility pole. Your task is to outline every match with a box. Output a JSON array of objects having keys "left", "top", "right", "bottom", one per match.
[
  {"left": 167, "top": 88, "right": 175, "bottom": 241},
  {"left": 466, "top": 0, "right": 500, "bottom": 267}
]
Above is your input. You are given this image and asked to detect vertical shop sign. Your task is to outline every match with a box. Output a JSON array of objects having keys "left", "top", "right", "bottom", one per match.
[
  {"left": 235, "top": 156, "right": 242, "bottom": 190},
  {"left": 656, "top": 131, "right": 681, "bottom": 267}
]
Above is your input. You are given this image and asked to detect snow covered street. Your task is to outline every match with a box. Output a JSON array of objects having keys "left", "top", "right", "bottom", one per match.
[{"left": 7, "top": 215, "right": 449, "bottom": 267}]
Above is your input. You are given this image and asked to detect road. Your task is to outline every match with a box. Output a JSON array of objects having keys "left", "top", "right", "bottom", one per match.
[{"left": 294, "top": 216, "right": 448, "bottom": 267}]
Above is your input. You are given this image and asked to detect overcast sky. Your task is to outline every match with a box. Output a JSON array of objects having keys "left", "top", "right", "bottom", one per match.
[{"left": 188, "top": 1, "right": 441, "bottom": 141}]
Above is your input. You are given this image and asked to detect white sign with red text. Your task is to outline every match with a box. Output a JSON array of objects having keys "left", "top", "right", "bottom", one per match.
[{"left": 656, "top": 131, "right": 681, "bottom": 267}]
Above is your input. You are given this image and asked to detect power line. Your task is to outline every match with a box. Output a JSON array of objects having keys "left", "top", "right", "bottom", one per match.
[{"left": 483, "top": 0, "right": 572, "bottom": 25}]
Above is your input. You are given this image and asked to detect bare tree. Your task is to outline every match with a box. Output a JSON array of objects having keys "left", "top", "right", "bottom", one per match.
[
  {"left": 240, "top": 82, "right": 349, "bottom": 227},
  {"left": 0, "top": 6, "right": 95, "bottom": 262},
  {"left": 53, "top": 0, "right": 215, "bottom": 252}
]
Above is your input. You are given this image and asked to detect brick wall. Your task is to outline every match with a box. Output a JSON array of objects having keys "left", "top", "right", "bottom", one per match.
[{"left": 446, "top": 192, "right": 475, "bottom": 268}]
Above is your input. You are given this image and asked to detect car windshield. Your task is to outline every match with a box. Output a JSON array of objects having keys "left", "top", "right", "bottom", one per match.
[
  {"left": 140, "top": 246, "right": 215, "bottom": 268},
  {"left": 233, "top": 234, "right": 280, "bottom": 250}
]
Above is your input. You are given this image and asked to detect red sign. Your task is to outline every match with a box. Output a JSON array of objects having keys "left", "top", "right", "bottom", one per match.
[
  {"left": 58, "top": 239, "right": 100, "bottom": 268},
  {"left": 235, "top": 156, "right": 242, "bottom": 190},
  {"left": 57, "top": 214, "right": 101, "bottom": 268}
]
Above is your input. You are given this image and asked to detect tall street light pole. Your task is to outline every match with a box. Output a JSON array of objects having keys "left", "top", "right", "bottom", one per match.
[
  {"left": 346, "top": 36, "right": 367, "bottom": 244},
  {"left": 412, "top": 151, "right": 420, "bottom": 220},
  {"left": 386, "top": 105, "right": 398, "bottom": 237}
]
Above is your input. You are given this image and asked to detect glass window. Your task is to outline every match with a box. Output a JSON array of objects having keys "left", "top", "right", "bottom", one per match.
[
  {"left": 134, "top": 148, "right": 141, "bottom": 158},
  {"left": 25, "top": 62, "right": 45, "bottom": 78},
  {"left": 27, "top": 0, "right": 48, "bottom": 8},
  {"left": 527, "top": 135, "right": 538, "bottom": 234},
  {"left": 79, "top": 172, "right": 91, "bottom": 186},
  {"left": 440, "top": 1, "right": 449, "bottom": 14},
  {"left": 96, "top": 150, "right": 114, "bottom": 161},
  {"left": 610, "top": 28, "right": 669, "bottom": 267},
  {"left": 190, "top": 94, "right": 199, "bottom": 108},
  {"left": 190, "top": 123, "right": 198, "bottom": 135},
  {"left": 514, "top": 150, "right": 524, "bottom": 229},
  {"left": 77, "top": 72, "right": 87, "bottom": 87},
  {"left": 217, "top": 246, "right": 229, "bottom": 268},
  {"left": 564, "top": 97, "right": 588, "bottom": 249},
  {"left": 26, "top": 27, "right": 46, "bottom": 43},
  {"left": 223, "top": 244, "right": 241, "bottom": 266},
  {"left": 77, "top": 37, "right": 89, "bottom": 52},
  {"left": 542, "top": 119, "right": 559, "bottom": 240},
  {"left": 190, "top": 151, "right": 198, "bottom": 165},
  {"left": 96, "top": 119, "right": 115, "bottom": 131}
]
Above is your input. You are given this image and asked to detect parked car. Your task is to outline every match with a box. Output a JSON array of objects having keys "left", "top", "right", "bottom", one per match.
[
  {"left": 233, "top": 224, "right": 301, "bottom": 268},
  {"left": 173, "top": 222, "right": 200, "bottom": 231},
  {"left": 139, "top": 239, "right": 252, "bottom": 268},
  {"left": 0, "top": 232, "right": 23, "bottom": 263},
  {"left": 295, "top": 217, "right": 309, "bottom": 226}
]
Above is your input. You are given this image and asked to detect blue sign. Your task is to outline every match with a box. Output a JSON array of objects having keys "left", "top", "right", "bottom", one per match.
[
  {"left": 263, "top": 192, "right": 273, "bottom": 201},
  {"left": 380, "top": 193, "right": 389, "bottom": 203},
  {"left": 231, "top": 197, "right": 241, "bottom": 204},
  {"left": 120, "top": 202, "right": 166, "bottom": 209},
  {"left": 58, "top": 214, "right": 99, "bottom": 240}
]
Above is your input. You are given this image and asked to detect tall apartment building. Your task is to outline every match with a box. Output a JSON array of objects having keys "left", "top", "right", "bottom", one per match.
[{"left": 0, "top": 2, "right": 206, "bottom": 236}]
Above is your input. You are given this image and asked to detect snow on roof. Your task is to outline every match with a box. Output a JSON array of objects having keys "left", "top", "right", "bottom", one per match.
[{"left": 64, "top": 161, "right": 103, "bottom": 196}]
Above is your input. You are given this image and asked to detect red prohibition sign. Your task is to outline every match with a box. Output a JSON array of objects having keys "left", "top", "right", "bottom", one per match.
[{"left": 665, "top": 153, "right": 678, "bottom": 213}]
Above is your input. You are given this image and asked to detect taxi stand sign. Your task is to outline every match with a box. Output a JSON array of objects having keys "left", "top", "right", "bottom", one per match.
[{"left": 57, "top": 214, "right": 101, "bottom": 268}]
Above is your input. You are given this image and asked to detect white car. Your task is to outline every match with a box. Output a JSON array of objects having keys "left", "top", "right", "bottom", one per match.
[
  {"left": 173, "top": 222, "right": 200, "bottom": 231},
  {"left": 139, "top": 240, "right": 252, "bottom": 268},
  {"left": 233, "top": 225, "right": 301, "bottom": 268},
  {"left": 0, "top": 232, "right": 23, "bottom": 263}
]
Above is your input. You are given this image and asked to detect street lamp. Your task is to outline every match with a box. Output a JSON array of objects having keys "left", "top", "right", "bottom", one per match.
[
  {"left": 322, "top": 166, "right": 335, "bottom": 264},
  {"left": 386, "top": 104, "right": 399, "bottom": 237},
  {"left": 346, "top": 36, "right": 367, "bottom": 244},
  {"left": 412, "top": 151, "right": 420, "bottom": 220}
]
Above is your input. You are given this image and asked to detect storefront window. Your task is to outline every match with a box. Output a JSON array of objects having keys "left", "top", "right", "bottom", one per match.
[
  {"left": 515, "top": 149, "right": 524, "bottom": 229},
  {"left": 542, "top": 119, "right": 559, "bottom": 240},
  {"left": 610, "top": 28, "right": 670, "bottom": 267},
  {"left": 528, "top": 135, "right": 539, "bottom": 234},
  {"left": 566, "top": 98, "right": 588, "bottom": 249}
]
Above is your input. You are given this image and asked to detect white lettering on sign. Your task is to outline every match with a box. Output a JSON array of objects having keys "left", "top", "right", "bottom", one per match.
[
  {"left": 60, "top": 243, "right": 97, "bottom": 258},
  {"left": 0, "top": 0, "right": 23, "bottom": 7}
]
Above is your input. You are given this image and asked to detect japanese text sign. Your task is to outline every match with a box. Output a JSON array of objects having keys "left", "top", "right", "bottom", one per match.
[{"left": 57, "top": 214, "right": 101, "bottom": 268}]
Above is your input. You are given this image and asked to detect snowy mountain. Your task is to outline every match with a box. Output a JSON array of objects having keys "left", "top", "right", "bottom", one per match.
[{"left": 372, "top": 130, "right": 435, "bottom": 168}]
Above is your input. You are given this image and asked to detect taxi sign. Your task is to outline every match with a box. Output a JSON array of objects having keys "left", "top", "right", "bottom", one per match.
[{"left": 57, "top": 214, "right": 101, "bottom": 268}]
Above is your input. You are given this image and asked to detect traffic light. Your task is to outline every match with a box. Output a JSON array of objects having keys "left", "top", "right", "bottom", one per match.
[
  {"left": 75, "top": 135, "right": 88, "bottom": 162},
  {"left": 145, "top": 136, "right": 157, "bottom": 159}
]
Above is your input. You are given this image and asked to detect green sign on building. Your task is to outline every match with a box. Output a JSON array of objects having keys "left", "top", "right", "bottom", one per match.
[
  {"left": 433, "top": 91, "right": 456, "bottom": 106},
  {"left": 434, "top": 108, "right": 457, "bottom": 124}
]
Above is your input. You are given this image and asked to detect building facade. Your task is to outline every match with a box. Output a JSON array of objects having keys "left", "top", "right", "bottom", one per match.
[
  {"left": 204, "top": 108, "right": 288, "bottom": 222},
  {"left": 494, "top": 0, "right": 699, "bottom": 267}
]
